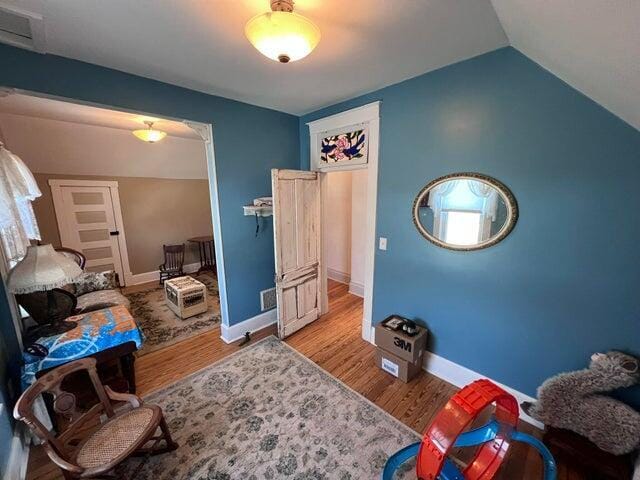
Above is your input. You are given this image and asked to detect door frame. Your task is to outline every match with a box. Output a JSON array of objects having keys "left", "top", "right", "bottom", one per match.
[
  {"left": 306, "top": 101, "right": 380, "bottom": 342},
  {"left": 49, "top": 178, "right": 132, "bottom": 285},
  {"left": 0, "top": 87, "right": 231, "bottom": 332}
]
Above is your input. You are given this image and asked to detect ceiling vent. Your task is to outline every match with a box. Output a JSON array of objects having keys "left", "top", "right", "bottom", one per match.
[{"left": 0, "top": 4, "right": 45, "bottom": 52}]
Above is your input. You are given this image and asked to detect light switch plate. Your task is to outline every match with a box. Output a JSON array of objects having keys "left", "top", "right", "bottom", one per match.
[{"left": 379, "top": 237, "right": 387, "bottom": 250}]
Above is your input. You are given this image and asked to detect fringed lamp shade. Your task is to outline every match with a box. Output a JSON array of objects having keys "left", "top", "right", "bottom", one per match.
[{"left": 7, "top": 244, "right": 82, "bottom": 294}]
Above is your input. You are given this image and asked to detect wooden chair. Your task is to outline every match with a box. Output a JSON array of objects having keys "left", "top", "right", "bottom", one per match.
[
  {"left": 158, "top": 244, "right": 185, "bottom": 285},
  {"left": 55, "top": 247, "right": 87, "bottom": 270},
  {"left": 14, "top": 358, "right": 177, "bottom": 479}
]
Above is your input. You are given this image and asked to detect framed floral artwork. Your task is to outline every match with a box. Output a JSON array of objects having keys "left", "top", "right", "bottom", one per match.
[{"left": 319, "top": 126, "right": 369, "bottom": 167}]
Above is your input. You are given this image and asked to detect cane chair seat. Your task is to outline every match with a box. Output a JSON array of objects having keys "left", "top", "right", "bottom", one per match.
[
  {"left": 14, "top": 358, "right": 177, "bottom": 479},
  {"left": 75, "top": 405, "right": 158, "bottom": 469}
]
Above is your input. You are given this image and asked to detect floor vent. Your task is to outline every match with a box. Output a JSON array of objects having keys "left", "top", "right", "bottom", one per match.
[
  {"left": 260, "top": 287, "right": 277, "bottom": 311},
  {"left": 0, "top": 5, "right": 46, "bottom": 52}
]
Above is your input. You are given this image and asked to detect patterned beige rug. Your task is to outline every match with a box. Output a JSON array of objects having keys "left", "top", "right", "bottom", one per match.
[
  {"left": 116, "top": 336, "right": 419, "bottom": 479},
  {"left": 125, "top": 274, "right": 221, "bottom": 356}
]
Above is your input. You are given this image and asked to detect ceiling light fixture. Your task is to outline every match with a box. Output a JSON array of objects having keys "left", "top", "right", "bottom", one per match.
[
  {"left": 245, "top": 0, "right": 320, "bottom": 64},
  {"left": 132, "top": 121, "right": 166, "bottom": 143}
]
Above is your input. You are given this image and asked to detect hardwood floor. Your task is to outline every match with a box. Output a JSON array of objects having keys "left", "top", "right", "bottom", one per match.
[{"left": 27, "top": 280, "right": 583, "bottom": 480}]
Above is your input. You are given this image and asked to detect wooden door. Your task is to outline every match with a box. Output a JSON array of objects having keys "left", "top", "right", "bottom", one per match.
[
  {"left": 53, "top": 185, "right": 126, "bottom": 282},
  {"left": 272, "top": 169, "right": 322, "bottom": 338}
]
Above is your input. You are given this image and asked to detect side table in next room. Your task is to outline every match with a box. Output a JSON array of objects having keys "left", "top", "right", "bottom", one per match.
[{"left": 188, "top": 235, "right": 216, "bottom": 276}]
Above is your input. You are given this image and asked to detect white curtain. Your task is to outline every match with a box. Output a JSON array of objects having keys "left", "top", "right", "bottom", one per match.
[
  {"left": 467, "top": 180, "right": 499, "bottom": 221},
  {"left": 427, "top": 180, "right": 458, "bottom": 238},
  {"left": 427, "top": 180, "right": 458, "bottom": 214},
  {"left": 0, "top": 146, "right": 42, "bottom": 262},
  {"left": 0, "top": 146, "right": 51, "bottom": 436}
]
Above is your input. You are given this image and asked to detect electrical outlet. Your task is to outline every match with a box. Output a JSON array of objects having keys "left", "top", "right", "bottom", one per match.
[{"left": 379, "top": 237, "right": 387, "bottom": 250}]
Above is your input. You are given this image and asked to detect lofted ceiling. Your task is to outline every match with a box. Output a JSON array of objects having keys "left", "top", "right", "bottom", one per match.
[
  {"left": 0, "top": 0, "right": 508, "bottom": 115},
  {"left": 0, "top": 1, "right": 638, "bottom": 130},
  {"left": 491, "top": 0, "right": 640, "bottom": 131},
  {"left": 0, "top": 93, "right": 200, "bottom": 139}
]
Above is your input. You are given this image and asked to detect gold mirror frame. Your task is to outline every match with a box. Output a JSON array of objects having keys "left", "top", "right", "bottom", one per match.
[{"left": 412, "top": 172, "right": 518, "bottom": 251}]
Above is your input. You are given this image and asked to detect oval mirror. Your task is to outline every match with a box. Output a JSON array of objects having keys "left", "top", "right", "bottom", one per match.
[{"left": 413, "top": 173, "right": 518, "bottom": 251}]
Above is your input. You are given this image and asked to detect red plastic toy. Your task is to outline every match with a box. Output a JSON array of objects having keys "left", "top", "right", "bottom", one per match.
[
  {"left": 383, "top": 379, "right": 556, "bottom": 480},
  {"left": 418, "top": 379, "right": 519, "bottom": 479}
]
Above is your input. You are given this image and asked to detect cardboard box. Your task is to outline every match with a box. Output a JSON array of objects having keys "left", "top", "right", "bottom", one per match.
[
  {"left": 374, "top": 320, "right": 428, "bottom": 364},
  {"left": 375, "top": 348, "right": 422, "bottom": 383}
]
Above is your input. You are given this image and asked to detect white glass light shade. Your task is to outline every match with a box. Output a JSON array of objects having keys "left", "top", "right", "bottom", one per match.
[
  {"left": 245, "top": 11, "right": 320, "bottom": 63},
  {"left": 132, "top": 127, "right": 167, "bottom": 143}
]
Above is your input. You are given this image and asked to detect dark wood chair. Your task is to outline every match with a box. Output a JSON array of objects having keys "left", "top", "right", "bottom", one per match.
[
  {"left": 55, "top": 247, "right": 87, "bottom": 270},
  {"left": 158, "top": 244, "right": 185, "bottom": 285},
  {"left": 14, "top": 357, "right": 177, "bottom": 479}
]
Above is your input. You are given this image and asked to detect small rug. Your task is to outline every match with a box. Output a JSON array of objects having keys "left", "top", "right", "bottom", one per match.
[
  {"left": 125, "top": 274, "right": 221, "bottom": 356},
  {"left": 117, "top": 336, "right": 420, "bottom": 479}
]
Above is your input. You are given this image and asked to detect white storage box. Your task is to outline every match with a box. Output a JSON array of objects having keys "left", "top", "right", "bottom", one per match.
[{"left": 164, "top": 276, "right": 208, "bottom": 319}]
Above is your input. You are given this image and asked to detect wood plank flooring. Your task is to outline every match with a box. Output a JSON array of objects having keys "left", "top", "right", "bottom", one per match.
[{"left": 27, "top": 280, "right": 583, "bottom": 480}]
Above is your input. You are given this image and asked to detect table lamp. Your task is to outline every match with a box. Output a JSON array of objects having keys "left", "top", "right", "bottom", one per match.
[{"left": 7, "top": 244, "right": 83, "bottom": 337}]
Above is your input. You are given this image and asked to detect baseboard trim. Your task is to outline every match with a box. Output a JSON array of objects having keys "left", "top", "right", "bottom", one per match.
[
  {"left": 348, "top": 281, "right": 364, "bottom": 298},
  {"left": 368, "top": 326, "right": 542, "bottom": 429},
  {"left": 4, "top": 426, "right": 29, "bottom": 480},
  {"left": 128, "top": 262, "right": 201, "bottom": 286},
  {"left": 423, "top": 351, "right": 543, "bottom": 428},
  {"left": 220, "top": 309, "right": 277, "bottom": 344},
  {"left": 327, "top": 268, "right": 350, "bottom": 285}
]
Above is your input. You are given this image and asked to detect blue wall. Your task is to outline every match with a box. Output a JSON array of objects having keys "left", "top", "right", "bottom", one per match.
[
  {"left": 1, "top": 42, "right": 639, "bottom": 419},
  {"left": 0, "top": 44, "right": 298, "bottom": 468},
  {"left": 0, "top": 281, "right": 21, "bottom": 476},
  {"left": 0, "top": 43, "right": 298, "bottom": 326},
  {"left": 300, "top": 47, "right": 640, "bottom": 404}
]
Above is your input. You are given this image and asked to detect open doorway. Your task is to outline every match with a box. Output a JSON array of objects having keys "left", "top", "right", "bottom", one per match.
[
  {"left": 0, "top": 91, "right": 227, "bottom": 357},
  {"left": 310, "top": 102, "right": 380, "bottom": 343},
  {"left": 323, "top": 169, "right": 367, "bottom": 298},
  {"left": 272, "top": 102, "right": 379, "bottom": 342}
]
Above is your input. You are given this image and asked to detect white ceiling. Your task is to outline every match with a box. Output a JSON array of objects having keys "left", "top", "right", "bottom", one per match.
[
  {"left": 0, "top": 0, "right": 508, "bottom": 115},
  {"left": 491, "top": 0, "right": 640, "bottom": 131},
  {"left": 0, "top": 1, "right": 638, "bottom": 131},
  {"left": 0, "top": 112, "right": 208, "bottom": 179},
  {"left": 0, "top": 93, "right": 200, "bottom": 139}
]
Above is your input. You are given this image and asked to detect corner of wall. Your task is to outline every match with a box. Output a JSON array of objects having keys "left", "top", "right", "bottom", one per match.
[{"left": 298, "top": 118, "right": 310, "bottom": 170}]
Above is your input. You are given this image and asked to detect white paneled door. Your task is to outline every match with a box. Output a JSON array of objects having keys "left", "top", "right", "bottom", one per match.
[
  {"left": 50, "top": 181, "right": 127, "bottom": 284},
  {"left": 272, "top": 169, "right": 322, "bottom": 338}
]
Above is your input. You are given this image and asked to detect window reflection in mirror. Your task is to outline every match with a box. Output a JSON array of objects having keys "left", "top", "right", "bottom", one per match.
[{"left": 414, "top": 174, "right": 517, "bottom": 251}]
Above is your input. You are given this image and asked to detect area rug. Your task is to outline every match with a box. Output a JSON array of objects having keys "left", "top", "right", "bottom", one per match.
[
  {"left": 125, "top": 274, "right": 221, "bottom": 356},
  {"left": 117, "top": 336, "right": 420, "bottom": 479}
]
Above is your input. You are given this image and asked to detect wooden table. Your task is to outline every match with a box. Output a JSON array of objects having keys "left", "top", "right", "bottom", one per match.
[
  {"left": 188, "top": 235, "right": 216, "bottom": 276},
  {"left": 38, "top": 341, "right": 138, "bottom": 391},
  {"left": 21, "top": 305, "right": 144, "bottom": 428},
  {"left": 22, "top": 305, "right": 144, "bottom": 393}
]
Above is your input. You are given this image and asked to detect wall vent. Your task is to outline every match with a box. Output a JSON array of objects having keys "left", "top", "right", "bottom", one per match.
[
  {"left": 0, "top": 5, "right": 46, "bottom": 53},
  {"left": 260, "top": 287, "right": 277, "bottom": 311}
]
